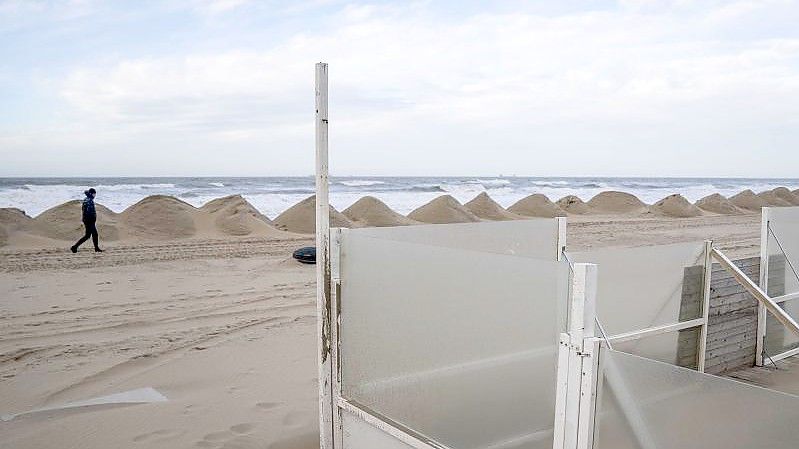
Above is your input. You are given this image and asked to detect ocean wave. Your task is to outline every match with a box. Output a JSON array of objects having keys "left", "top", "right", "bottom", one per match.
[
  {"left": 93, "top": 183, "right": 176, "bottom": 191},
  {"left": 409, "top": 185, "right": 446, "bottom": 193},
  {"left": 338, "top": 180, "right": 386, "bottom": 187},
  {"left": 209, "top": 182, "right": 225, "bottom": 187},
  {"left": 476, "top": 179, "right": 511, "bottom": 187}
]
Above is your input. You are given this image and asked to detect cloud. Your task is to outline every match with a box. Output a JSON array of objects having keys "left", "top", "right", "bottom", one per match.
[{"left": 4, "top": 1, "right": 799, "bottom": 176}]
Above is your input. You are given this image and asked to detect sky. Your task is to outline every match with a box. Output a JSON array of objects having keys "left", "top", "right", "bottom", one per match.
[{"left": 1, "top": 0, "right": 798, "bottom": 178}]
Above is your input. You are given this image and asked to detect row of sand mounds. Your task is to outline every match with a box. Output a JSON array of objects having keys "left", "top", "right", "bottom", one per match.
[
  {"left": 3, "top": 187, "right": 799, "bottom": 246},
  {"left": 1, "top": 195, "right": 292, "bottom": 246}
]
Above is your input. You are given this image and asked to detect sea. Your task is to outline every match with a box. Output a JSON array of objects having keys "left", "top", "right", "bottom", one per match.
[{"left": 2, "top": 177, "right": 799, "bottom": 219}]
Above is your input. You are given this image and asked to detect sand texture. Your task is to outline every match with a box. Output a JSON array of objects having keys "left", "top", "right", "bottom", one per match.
[
  {"left": 556, "top": 195, "right": 591, "bottom": 215},
  {"left": 464, "top": 193, "right": 522, "bottom": 221},
  {"left": 650, "top": 194, "right": 704, "bottom": 218},
  {"left": 273, "top": 195, "right": 353, "bottom": 234},
  {"left": 343, "top": 196, "right": 418, "bottom": 227},
  {"left": 695, "top": 194, "right": 742, "bottom": 215},
  {"left": 407, "top": 195, "right": 481, "bottom": 224},
  {"left": 508, "top": 194, "right": 566, "bottom": 218},
  {"left": 730, "top": 189, "right": 769, "bottom": 211},
  {"left": 587, "top": 191, "right": 648, "bottom": 214}
]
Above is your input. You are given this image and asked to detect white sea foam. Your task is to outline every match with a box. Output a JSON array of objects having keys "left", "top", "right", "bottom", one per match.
[{"left": 338, "top": 180, "right": 386, "bottom": 187}]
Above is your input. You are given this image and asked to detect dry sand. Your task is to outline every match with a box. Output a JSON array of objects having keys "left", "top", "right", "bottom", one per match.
[
  {"left": 407, "top": 195, "right": 480, "bottom": 224},
  {"left": 730, "top": 189, "right": 769, "bottom": 211},
  {"left": 695, "top": 193, "right": 742, "bottom": 215},
  {"left": 464, "top": 192, "right": 522, "bottom": 221},
  {"left": 771, "top": 187, "right": 799, "bottom": 206},
  {"left": 343, "top": 196, "right": 418, "bottom": 227},
  {"left": 507, "top": 194, "right": 566, "bottom": 218},
  {"left": 273, "top": 196, "right": 353, "bottom": 234},
  {"left": 556, "top": 195, "right": 591, "bottom": 215},
  {"left": 587, "top": 191, "right": 648, "bottom": 214},
  {"left": 649, "top": 194, "right": 703, "bottom": 218},
  {"left": 757, "top": 190, "right": 794, "bottom": 207}
]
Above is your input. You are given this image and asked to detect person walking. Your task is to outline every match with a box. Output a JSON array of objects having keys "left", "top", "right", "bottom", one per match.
[{"left": 71, "top": 188, "right": 103, "bottom": 253}]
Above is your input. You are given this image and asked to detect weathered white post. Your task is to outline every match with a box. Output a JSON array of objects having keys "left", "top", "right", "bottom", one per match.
[
  {"left": 315, "top": 62, "right": 334, "bottom": 449},
  {"left": 757, "top": 207, "right": 771, "bottom": 366}
]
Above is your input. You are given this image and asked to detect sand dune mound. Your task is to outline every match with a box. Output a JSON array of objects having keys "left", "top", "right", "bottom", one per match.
[
  {"left": 556, "top": 195, "right": 591, "bottom": 215},
  {"left": 0, "top": 208, "right": 32, "bottom": 246},
  {"left": 650, "top": 194, "right": 703, "bottom": 218},
  {"left": 508, "top": 194, "right": 566, "bottom": 218},
  {"left": 464, "top": 193, "right": 521, "bottom": 221},
  {"left": 757, "top": 190, "right": 792, "bottom": 207},
  {"left": 730, "top": 190, "right": 768, "bottom": 211},
  {"left": 0, "top": 207, "right": 32, "bottom": 227},
  {"left": 274, "top": 195, "right": 354, "bottom": 234},
  {"left": 794, "top": 189, "right": 799, "bottom": 197},
  {"left": 201, "top": 195, "right": 278, "bottom": 236},
  {"left": 343, "top": 196, "right": 418, "bottom": 227},
  {"left": 695, "top": 194, "right": 741, "bottom": 215},
  {"left": 772, "top": 187, "right": 799, "bottom": 206},
  {"left": 587, "top": 191, "right": 648, "bottom": 214},
  {"left": 408, "top": 195, "right": 481, "bottom": 224},
  {"left": 122, "top": 195, "right": 198, "bottom": 239},
  {"left": 31, "top": 200, "right": 120, "bottom": 241}
]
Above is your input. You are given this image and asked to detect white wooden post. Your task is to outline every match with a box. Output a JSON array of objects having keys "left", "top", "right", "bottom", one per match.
[
  {"left": 757, "top": 208, "right": 771, "bottom": 366},
  {"left": 554, "top": 262, "right": 599, "bottom": 449},
  {"left": 697, "top": 240, "right": 713, "bottom": 372},
  {"left": 315, "top": 62, "right": 334, "bottom": 449}
]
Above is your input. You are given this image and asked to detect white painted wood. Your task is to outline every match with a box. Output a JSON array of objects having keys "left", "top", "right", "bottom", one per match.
[
  {"left": 772, "top": 291, "right": 799, "bottom": 303},
  {"left": 757, "top": 208, "right": 771, "bottom": 366},
  {"left": 331, "top": 227, "right": 343, "bottom": 449},
  {"left": 712, "top": 247, "right": 799, "bottom": 337},
  {"left": 698, "top": 240, "right": 713, "bottom": 372},
  {"left": 560, "top": 263, "right": 598, "bottom": 449},
  {"left": 768, "top": 345, "right": 799, "bottom": 364},
  {"left": 337, "top": 399, "right": 448, "bottom": 449},
  {"left": 576, "top": 338, "right": 601, "bottom": 449},
  {"left": 552, "top": 333, "right": 571, "bottom": 449},
  {"left": 315, "top": 62, "right": 334, "bottom": 449},
  {"left": 556, "top": 217, "right": 567, "bottom": 261},
  {"left": 606, "top": 318, "right": 706, "bottom": 344}
]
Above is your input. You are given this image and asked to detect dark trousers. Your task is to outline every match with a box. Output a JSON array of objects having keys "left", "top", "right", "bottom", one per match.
[{"left": 74, "top": 220, "right": 99, "bottom": 250}]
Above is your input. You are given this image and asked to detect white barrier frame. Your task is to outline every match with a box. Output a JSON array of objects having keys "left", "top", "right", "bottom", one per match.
[
  {"left": 564, "top": 241, "right": 713, "bottom": 373},
  {"left": 758, "top": 207, "right": 799, "bottom": 365},
  {"left": 329, "top": 222, "right": 567, "bottom": 449}
]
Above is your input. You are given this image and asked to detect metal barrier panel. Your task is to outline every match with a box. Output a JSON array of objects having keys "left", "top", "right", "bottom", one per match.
[
  {"left": 339, "top": 229, "right": 568, "bottom": 449},
  {"left": 763, "top": 207, "right": 799, "bottom": 360},
  {"left": 594, "top": 349, "right": 799, "bottom": 449},
  {"left": 569, "top": 242, "right": 707, "bottom": 367}
]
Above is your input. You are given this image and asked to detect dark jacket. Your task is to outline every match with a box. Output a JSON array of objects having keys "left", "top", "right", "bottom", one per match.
[{"left": 82, "top": 193, "right": 96, "bottom": 222}]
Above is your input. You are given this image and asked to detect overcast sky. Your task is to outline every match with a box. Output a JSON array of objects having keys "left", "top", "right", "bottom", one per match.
[{"left": 1, "top": 0, "right": 798, "bottom": 177}]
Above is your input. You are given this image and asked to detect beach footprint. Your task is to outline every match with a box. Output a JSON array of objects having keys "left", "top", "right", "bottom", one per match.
[
  {"left": 132, "top": 428, "right": 183, "bottom": 443},
  {"left": 255, "top": 401, "right": 283, "bottom": 411}
]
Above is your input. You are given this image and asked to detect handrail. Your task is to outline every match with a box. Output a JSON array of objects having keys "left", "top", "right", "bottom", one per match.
[{"left": 711, "top": 248, "right": 799, "bottom": 337}]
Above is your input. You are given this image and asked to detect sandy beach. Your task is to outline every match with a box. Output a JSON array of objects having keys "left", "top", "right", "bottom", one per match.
[{"left": 0, "top": 198, "right": 769, "bottom": 449}]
